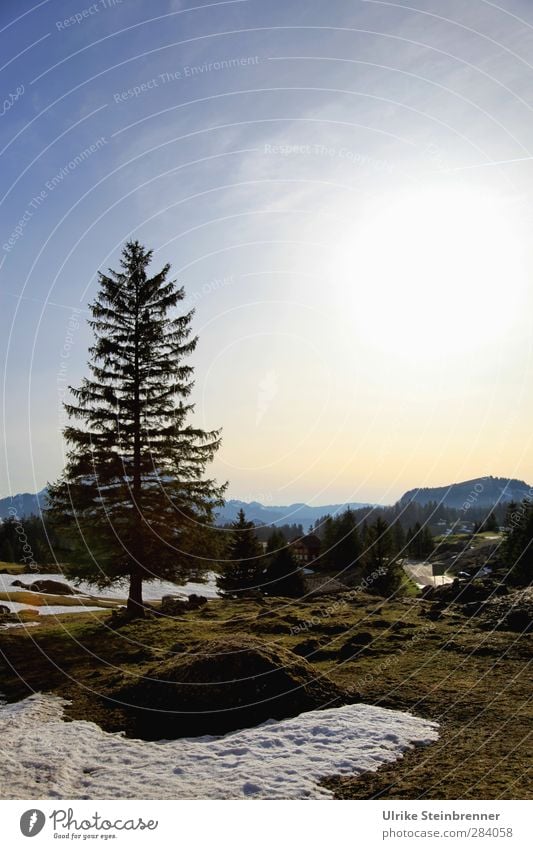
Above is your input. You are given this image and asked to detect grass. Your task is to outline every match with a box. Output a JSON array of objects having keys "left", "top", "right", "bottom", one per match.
[
  {"left": 0, "top": 591, "right": 530, "bottom": 799},
  {"left": 434, "top": 532, "right": 503, "bottom": 547},
  {"left": 0, "top": 590, "right": 121, "bottom": 608},
  {"left": 0, "top": 561, "right": 26, "bottom": 575}
]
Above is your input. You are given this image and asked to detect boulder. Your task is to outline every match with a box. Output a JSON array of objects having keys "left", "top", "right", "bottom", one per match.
[
  {"left": 160, "top": 595, "right": 189, "bottom": 615},
  {"left": 423, "top": 578, "right": 508, "bottom": 605},
  {"left": 160, "top": 594, "right": 208, "bottom": 615},
  {"left": 187, "top": 594, "right": 208, "bottom": 609},
  {"left": 11, "top": 579, "right": 77, "bottom": 595},
  {"left": 112, "top": 635, "right": 348, "bottom": 738},
  {"left": 31, "top": 579, "right": 78, "bottom": 595}
]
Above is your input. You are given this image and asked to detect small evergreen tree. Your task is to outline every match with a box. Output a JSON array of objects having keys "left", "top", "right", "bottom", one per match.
[
  {"left": 503, "top": 501, "right": 533, "bottom": 586},
  {"left": 364, "top": 517, "right": 405, "bottom": 595},
  {"left": 217, "top": 509, "right": 264, "bottom": 596},
  {"left": 46, "top": 241, "right": 225, "bottom": 616},
  {"left": 420, "top": 523, "right": 434, "bottom": 557},
  {"left": 320, "top": 509, "right": 361, "bottom": 572},
  {"left": 391, "top": 521, "right": 406, "bottom": 561},
  {"left": 320, "top": 515, "right": 337, "bottom": 569},
  {"left": 263, "top": 529, "right": 303, "bottom": 596},
  {"left": 406, "top": 521, "right": 433, "bottom": 559},
  {"left": 483, "top": 510, "right": 499, "bottom": 533},
  {"left": 0, "top": 536, "right": 15, "bottom": 564}
]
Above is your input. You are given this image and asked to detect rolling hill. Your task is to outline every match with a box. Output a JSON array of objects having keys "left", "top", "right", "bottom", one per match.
[{"left": 398, "top": 476, "right": 531, "bottom": 510}]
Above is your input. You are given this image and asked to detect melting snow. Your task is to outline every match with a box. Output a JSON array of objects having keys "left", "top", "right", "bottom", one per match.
[
  {"left": 0, "top": 694, "right": 438, "bottom": 800},
  {"left": 0, "top": 572, "right": 219, "bottom": 604},
  {"left": 0, "top": 599, "right": 107, "bottom": 616}
]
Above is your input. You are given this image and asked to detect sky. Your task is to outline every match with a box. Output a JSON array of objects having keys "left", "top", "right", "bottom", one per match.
[{"left": 1, "top": 0, "right": 533, "bottom": 506}]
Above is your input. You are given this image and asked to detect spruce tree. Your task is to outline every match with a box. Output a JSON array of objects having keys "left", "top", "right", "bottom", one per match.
[
  {"left": 216, "top": 509, "right": 264, "bottom": 596},
  {"left": 46, "top": 241, "right": 225, "bottom": 617},
  {"left": 264, "top": 529, "right": 303, "bottom": 597},
  {"left": 483, "top": 510, "right": 499, "bottom": 533},
  {"left": 407, "top": 520, "right": 433, "bottom": 559},
  {"left": 364, "top": 517, "right": 405, "bottom": 595},
  {"left": 391, "top": 521, "right": 406, "bottom": 561},
  {"left": 321, "top": 509, "right": 361, "bottom": 572},
  {"left": 504, "top": 500, "right": 533, "bottom": 586},
  {"left": 0, "top": 536, "right": 15, "bottom": 565}
]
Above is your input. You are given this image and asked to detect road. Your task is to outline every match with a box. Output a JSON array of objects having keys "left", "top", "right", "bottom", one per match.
[{"left": 403, "top": 561, "right": 455, "bottom": 588}]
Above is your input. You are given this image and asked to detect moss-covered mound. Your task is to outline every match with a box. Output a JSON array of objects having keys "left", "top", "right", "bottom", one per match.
[{"left": 111, "top": 636, "right": 348, "bottom": 739}]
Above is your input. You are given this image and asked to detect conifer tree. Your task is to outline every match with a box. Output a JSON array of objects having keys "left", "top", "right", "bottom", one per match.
[
  {"left": 321, "top": 509, "right": 361, "bottom": 572},
  {"left": 504, "top": 500, "right": 533, "bottom": 586},
  {"left": 264, "top": 529, "right": 303, "bottom": 597},
  {"left": 483, "top": 510, "right": 499, "bottom": 533},
  {"left": 391, "top": 521, "right": 406, "bottom": 561},
  {"left": 216, "top": 509, "right": 264, "bottom": 596},
  {"left": 47, "top": 241, "right": 225, "bottom": 617},
  {"left": 363, "top": 517, "right": 405, "bottom": 595}
]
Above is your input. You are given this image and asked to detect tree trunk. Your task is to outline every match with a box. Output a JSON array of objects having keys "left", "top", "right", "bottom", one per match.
[
  {"left": 127, "top": 275, "right": 144, "bottom": 620},
  {"left": 127, "top": 569, "right": 144, "bottom": 618}
]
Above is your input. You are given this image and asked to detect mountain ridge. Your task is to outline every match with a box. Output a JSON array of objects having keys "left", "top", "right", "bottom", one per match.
[
  {"left": 1, "top": 476, "right": 530, "bottom": 523},
  {"left": 399, "top": 476, "right": 531, "bottom": 510}
]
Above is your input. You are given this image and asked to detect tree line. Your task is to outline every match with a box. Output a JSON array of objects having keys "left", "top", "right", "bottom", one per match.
[
  {"left": 216, "top": 507, "right": 412, "bottom": 598},
  {"left": 503, "top": 501, "right": 533, "bottom": 586}
]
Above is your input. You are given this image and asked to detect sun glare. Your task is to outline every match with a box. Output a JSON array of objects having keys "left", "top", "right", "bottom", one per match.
[{"left": 333, "top": 185, "right": 527, "bottom": 358}]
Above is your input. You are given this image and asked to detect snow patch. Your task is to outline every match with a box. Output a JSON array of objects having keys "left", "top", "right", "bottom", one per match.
[
  {"left": 0, "top": 694, "right": 438, "bottom": 800},
  {"left": 0, "top": 572, "right": 219, "bottom": 601},
  {"left": 0, "top": 599, "right": 106, "bottom": 616}
]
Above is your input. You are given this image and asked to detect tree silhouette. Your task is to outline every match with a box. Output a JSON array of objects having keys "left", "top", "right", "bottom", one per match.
[
  {"left": 47, "top": 241, "right": 225, "bottom": 616},
  {"left": 217, "top": 509, "right": 264, "bottom": 596}
]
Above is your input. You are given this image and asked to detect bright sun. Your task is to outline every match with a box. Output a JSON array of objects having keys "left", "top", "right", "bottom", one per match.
[{"left": 333, "top": 184, "right": 527, "bottom": 358}]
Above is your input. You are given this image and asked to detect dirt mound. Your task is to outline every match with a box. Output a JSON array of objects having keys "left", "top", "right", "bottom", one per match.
[
  {"left": 466, "top": 588, "right": 533, "bottom": 633},
  {"left": 111, "top": 636, "right": 347, "bottom": 739},
  {"left": 422, "top": 578, "right": 508, "bottom": 604}
]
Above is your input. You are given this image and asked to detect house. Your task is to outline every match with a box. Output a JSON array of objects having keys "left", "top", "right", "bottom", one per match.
[{"left": 290, "top": 533, "right": 321, "bottom": 564}]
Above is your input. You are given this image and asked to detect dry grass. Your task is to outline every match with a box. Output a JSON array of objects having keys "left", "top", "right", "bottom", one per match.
[
  {"left": 0, "top": 592, "right": 530, "bottom": 799},
  {"left": 0, "top": 590, "right": 121, "bottom": 608}
]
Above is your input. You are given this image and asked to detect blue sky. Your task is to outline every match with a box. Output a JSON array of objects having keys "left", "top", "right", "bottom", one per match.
[{"left": 2, "top": 0, "right": 533, "bottom": 504}]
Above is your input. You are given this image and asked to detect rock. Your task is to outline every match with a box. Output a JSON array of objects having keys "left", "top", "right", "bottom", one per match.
[
  {"left": 459, "top": 588, "right": 533, "bottom": 633},
  {"left": 241, "top": 589, "right": 265, "bottom": 602},
  {"left": 187, "top": 594, "right": 208, "bottom": 609},
  {"left": 422, "top": 578, "right": 509, "bottom": 606},
  {"left": 160, "top": 595, "right": 189, "bottom": 615},
  {"left": 0, "top": 604, "right": 10, "bottom": 616},
  {"left": 160, "top": 594, "right": 209, "bottom": 616},
  {"left": 111, "top": 636, "right": 348, "bottom": 739},
  {"left": 11, "top": 579, "right": 77, "bottom": 595},
  {"left": 31, "top": 579, "right": 78, "bottom": 595}
]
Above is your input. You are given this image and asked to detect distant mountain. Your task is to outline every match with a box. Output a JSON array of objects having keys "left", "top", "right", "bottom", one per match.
[
  {"left": 4, "top": 477, "right": 527, "bottom": 525},
  {"left": 0, "top": 489, "right": 372, "bottom": 526},
  {"left": 399, "top": 476, "right": 531, "bottom": 510},
  {"left": 215, "top": 500, "right": 372, "bottom": 528},
  {"left": 0, "top": 488, "right": 48, "bottom": 520}
]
